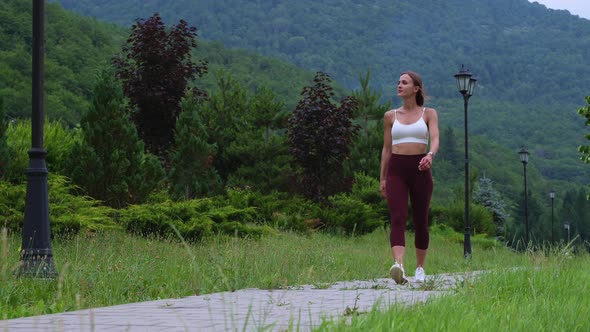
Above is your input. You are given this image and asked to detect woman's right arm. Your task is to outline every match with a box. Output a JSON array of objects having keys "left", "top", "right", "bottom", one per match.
[{"left": 380, "top": 111, "right": 393, "bottom": 197}]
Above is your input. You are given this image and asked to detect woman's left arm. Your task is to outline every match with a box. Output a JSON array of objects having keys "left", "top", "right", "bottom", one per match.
[{"left": 419, "top": 108, "right": 439, "bottom": 171}]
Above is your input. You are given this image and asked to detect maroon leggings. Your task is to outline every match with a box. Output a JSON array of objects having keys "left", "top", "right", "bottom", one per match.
[{"left": 386, "top": 153, "right": 433, "bottom": 250}]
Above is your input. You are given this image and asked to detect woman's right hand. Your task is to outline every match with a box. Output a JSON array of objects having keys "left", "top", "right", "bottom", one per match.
[{"left": 380, "top": 180, "right": 387, "bottom": 198}]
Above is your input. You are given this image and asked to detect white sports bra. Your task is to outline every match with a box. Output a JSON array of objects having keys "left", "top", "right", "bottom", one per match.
[{"left": 391, "top": 108, "right": 429, "bottom": 145}]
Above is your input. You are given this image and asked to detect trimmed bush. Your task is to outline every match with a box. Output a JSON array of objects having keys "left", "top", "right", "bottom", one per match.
[
  {"left": 319, "top": 193, "right": 383, "bottom": 235},
  {"left": 117, "top": 199, "right": 273, "bottom": 241},
  {"left": 4, "top": 119, "right": 78, "bottom": 184},
  {"left": 430, "top": 201, "right": 495, "bottom": 236},
  {"left": 0, "top": 175, "right": 118, "bottom": 236}
]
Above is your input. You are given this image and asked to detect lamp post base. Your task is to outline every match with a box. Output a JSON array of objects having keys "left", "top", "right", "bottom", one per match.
[
  {"left": 17, "top": 148, "right": 57, "bottom": 279},
  {"left": 464, "top": 232, "right": 472, "bottom": 259},
  {"left": 16, "top": 251, "right": 57, "bottom": 279}
]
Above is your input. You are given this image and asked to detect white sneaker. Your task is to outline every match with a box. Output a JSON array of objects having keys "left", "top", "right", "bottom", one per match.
[
  {"left": 389, "top": 262, "right": 407, "bottom": 284},
  {"left": 415, "top": 267, "right": 426, "bottom": 282}
]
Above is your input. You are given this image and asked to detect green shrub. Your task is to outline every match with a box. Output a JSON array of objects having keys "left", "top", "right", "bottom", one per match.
[
  {"left": 348, "top": 172, "right": 388, "bottom": 218},
  {"left": 319, "top": 193, "right": 383, "bottom": 235},
  {"left": 430, "top": 223, "right": 501, "bottom": 249},
  {"left": 431, "top": 201, "right": 495, "bottom": 237},
  {"left": 0, "top": 175, "right": 118, "bottom": 236},
  {"left": 66, "top": 72, "right": 165, "bottom": 208},
  {"left": 117, "top": 199, "right": 273, "bottom": 241},
  {"left": 0, "top": 180, "right": 25, "bottom": 229},
  {"left": 4, "top": 119, "right": 78, "bottom": 183}
]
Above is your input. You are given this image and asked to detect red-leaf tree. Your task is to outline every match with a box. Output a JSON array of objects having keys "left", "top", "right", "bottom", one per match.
[
  {"left": 288, "top": 72, "right": 358, "bottom": 202},
  {"left": 113, "top": 13, "right": 207, "bottom": 160}
]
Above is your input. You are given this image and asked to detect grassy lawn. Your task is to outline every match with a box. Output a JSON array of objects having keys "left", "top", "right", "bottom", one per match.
[
  {"left": 2, "top": 225, "right": 585, "bottom": 331},
  {"left": 319, "top": 244, "right": 589, "bottom": 331}
]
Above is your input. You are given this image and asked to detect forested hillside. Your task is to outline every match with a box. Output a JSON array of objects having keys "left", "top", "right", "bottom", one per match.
[
  {"left": 49, "top": 0, "right": 590, "bottom": 183},
  {"left": 0, "top": 0, "right": 320, "bottom": 124},
  {"left": 0, "top": 0, "right": 122, "bottom": 124},
  {"left": 51, "top": 0, "right": 590, "bottom": 104}
]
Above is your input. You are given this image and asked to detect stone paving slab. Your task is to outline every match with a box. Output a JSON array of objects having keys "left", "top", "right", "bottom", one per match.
[{"left": 0, "top": 271, "right": 479, "bottom": 332}]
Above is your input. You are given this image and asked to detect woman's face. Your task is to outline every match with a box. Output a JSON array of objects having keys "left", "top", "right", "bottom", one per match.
[{"left": 397, "top": 74, "right": 419, "bottom": 98}]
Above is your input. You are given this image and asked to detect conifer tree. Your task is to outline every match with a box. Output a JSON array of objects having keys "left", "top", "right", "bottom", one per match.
[
  {"left": 558, "top": 188, "right": 590, "bottom": 245},
  {"left": 512, "top": 188, "right": 543, "bottom": 245},
  {"left": 66, "top": 71, "right": 164, "bottom": 208},
  {"left": 473, "top": 176, "right": 509, "bottom": 238},
  {"left": 168, "top": 97, "right": 221, "bottom": 200},
  {"left": 250, "top": 86, "right": 287, "bottom": 144},
  {"left": 200, "top": 72, "right": 249, "bottom": 181},
  {"left": 352, "top": 69, "right": 389, "bottom": 138},
  {"left": 348, "top": 70, "right": 390, "bottom": 178},
  {"left": 438, "top": 126, "right": 460, "bottom": 166},
  {"left": 225, "top": 86, "right": 292, "bottom": 193}
]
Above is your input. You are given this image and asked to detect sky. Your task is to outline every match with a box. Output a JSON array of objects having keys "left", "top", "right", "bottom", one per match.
[{"left": 528, "top": 0, "right": 590, "bottom": 19}]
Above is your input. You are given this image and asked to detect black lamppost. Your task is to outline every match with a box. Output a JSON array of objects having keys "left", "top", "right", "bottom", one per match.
[
  {"left": 454, "top": 65, "right": 477, "bottom": 258},
  {"left": 549, "top": 189, "right": 555, "bottom": 244},
  {"left": 17, "top": 0, "right": 57, "bottom": 278},
  {"left": 519, "top": 147, "right": 530, "bottom": 246}
]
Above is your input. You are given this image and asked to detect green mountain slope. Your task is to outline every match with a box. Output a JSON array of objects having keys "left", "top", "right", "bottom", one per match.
[
  {"left": 49, "top": 0, "right": 590, "bottom": 182},
  {"left": 0, "top": 0, "right": 123, "bottom": 124},
  {"left": 0, "top": 0, "right": 320, "bottom": 124},
  {"left": 49, "top": 0, "right": 590, "bottom": 104}
]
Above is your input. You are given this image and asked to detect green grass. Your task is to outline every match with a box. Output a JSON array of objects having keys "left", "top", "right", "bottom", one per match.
[
  {"left": 0, "top": 225, "right": 549, "bottom": 323},
  {"left": 318, "top": 246, "right": 590, "bottom": 331}
]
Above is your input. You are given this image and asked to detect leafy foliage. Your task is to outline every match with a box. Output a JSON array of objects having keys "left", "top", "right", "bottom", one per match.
[
  {"left": 288, "top": 72, "right": 358, "bottom": 202},
  {"left": 113, "top": 13, "right": 208, "bottom": 159},
  {"left": 4, "top": 119, "right": 78, "bottom": 184},
  {"left": 65, "top": 70, "right": 164, "bottom": 208},
  {"left": 430, "top": 201, "right": 495, "bottom": 237}
]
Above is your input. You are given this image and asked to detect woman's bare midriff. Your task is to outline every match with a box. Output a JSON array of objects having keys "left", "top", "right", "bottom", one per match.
[{"left": 391, "top": 142, "right": 428, "bottom": 155}]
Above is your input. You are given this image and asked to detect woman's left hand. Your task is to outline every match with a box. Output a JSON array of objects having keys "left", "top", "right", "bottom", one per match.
[{"left": 418, "top": 154, "right": 433, "bottom": 171}]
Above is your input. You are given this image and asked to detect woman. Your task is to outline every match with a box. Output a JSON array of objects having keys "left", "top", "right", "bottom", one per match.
[{"left": 379, "top": 71, "right": 439, "bottom": 284}]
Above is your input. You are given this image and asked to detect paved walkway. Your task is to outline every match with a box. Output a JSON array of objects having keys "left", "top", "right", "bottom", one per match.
[{"left": 0, "top": 272, "right": 478, "bottom": 332}]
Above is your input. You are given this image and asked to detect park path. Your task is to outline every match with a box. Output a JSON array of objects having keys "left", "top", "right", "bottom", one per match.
[{"left": 0, "top": 272, "right": 478, "bottom": 331}]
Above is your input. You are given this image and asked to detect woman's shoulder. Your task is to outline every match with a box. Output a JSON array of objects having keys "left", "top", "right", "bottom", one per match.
[
  {"left": 424, "top": 107, "right": 438, "bottom": 116},
  {"left": 384, "top": 108, "right": 397, "bottom": 117},
  {"left": 424, "top": 107, "right": 439, "bottom": 124},
  {"left": 383, "top": 109, "right": 396, "bottom": 125}
]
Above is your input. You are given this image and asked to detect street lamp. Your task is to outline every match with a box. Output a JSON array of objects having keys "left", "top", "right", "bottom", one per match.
[
  {"left": 17, "top": 0, "right": 57, "bottom": 278},
  {"left": 454, "top": 64, "right": 477, "bottom": 258},
  {"left": 519, "top": 147, "right": 530, "bottom": 246},
  {"left": 549, "top": 189, "right": 555, "bottom": 244}
]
